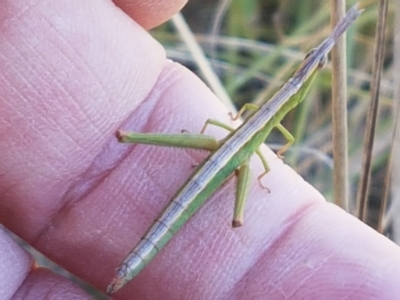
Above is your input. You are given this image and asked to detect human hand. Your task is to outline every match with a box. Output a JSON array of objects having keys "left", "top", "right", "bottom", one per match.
[{"left": 1, "top": 0, "right": 400, "bottom": 299}]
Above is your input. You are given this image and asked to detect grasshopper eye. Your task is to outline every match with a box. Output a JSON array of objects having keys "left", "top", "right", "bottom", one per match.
[{"left": 304, "top": 48, "right": 328, "bottom": 69}]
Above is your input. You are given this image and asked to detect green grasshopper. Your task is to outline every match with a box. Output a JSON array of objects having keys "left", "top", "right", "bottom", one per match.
[{"left": 107, "top": 4, "right": 362, "bottom": 294}]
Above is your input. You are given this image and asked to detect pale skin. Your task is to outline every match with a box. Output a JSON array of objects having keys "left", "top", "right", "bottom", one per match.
[{"left": 1, "top": 1, "right": 400, "bottom": 299}]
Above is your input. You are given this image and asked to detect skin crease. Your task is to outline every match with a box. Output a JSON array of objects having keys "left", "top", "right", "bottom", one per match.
[{"left": 0, "top": 0, "right": 400, "bottom": 299}]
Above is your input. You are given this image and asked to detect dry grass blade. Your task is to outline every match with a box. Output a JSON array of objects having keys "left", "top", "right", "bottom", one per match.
[
  {"left": 356, "top": 0, "right": 389, "bottom": 223},
  {"left": 330, "top": 0, "right": 349, "bottom": 212},
  {"left": 171, "top": 13, "right": 235, "bottom": 112}
]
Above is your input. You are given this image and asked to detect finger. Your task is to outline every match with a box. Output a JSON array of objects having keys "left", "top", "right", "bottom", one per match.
[
  {"left": 1, "top": 0, "right": 165, "bottom": 241},
  {"left": 114, "top": 0, "right": 187, "bottom": 29},
  {"left": 0, "top": 228, "right": 32, "bottom": 299}
]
